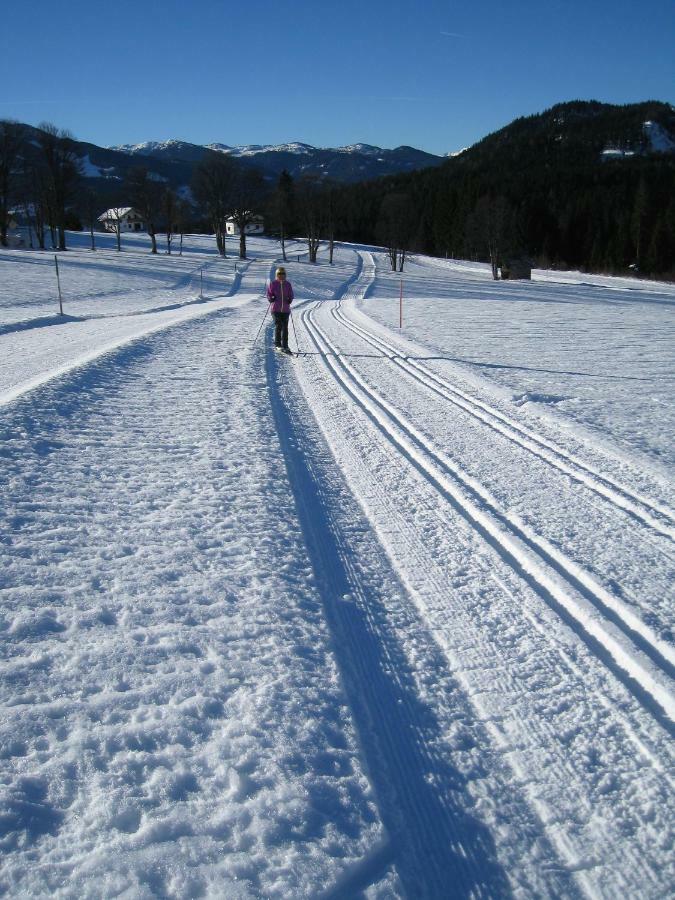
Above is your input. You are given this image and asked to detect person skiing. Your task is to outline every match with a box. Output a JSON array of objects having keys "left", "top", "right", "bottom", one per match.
[{"left": 266, "top": 266, "right": 294, "bottom": 352}]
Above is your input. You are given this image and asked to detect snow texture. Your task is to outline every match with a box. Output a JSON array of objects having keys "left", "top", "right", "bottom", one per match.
[{"left": 0, "top": 234, "right": 673, "bottom": 898}]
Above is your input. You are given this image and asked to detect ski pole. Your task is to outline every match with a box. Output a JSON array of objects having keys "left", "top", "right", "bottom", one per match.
[
  {"left": 280, "top": 279, "right": 287, "bottom": 350},
  {"left": 290, "top": 309, "right": 302, "bottom": 355},
  {"left": 252, "top": 281, "right": 271, "bottom": 349},
  {"left": 252, "top": 303, "right": 270, "bottom": 349}
]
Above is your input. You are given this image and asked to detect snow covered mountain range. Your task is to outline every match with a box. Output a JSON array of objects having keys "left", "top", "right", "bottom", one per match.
[
  {"left": 109, "top": 138, "right": 446, "bottom": 182},
  {"left": 114, "top": 140, "right": 400, "bottom": 158}
]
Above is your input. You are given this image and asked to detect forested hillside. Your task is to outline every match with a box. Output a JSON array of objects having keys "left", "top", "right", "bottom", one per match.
[
  {"left": 326, "top": 101, "right": 675, "bottom": 277},
  {"left": 3, "top": 101, "right": 673, "bottom": 277}
]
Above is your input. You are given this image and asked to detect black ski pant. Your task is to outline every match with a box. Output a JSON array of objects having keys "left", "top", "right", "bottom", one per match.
[{"left": 273, "top": 312, "right": 289, "bottom": 349}]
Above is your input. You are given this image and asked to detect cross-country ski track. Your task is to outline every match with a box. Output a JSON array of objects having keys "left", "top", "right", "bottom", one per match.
[{"left": 1, "top": 236, "right": 673, "bottom": 898}]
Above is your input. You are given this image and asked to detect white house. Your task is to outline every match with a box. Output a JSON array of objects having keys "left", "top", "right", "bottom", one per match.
[
  {"left": 225, "top": 215, "right": 264, "bottom": 236},
  {"left": 98, "top": 207, "right": 146, "bottom": 233}
]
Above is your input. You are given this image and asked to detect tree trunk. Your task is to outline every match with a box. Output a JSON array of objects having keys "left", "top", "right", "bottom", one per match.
[
  {"left": 116, "top": 225, "right": 121, "bottom": 251},
  {"left": 329, "top": 236, "right": 334, "bottom": 265},
  {"left": 149, "top": 226, "right": 157, "bottom": 254},
  {"left": 239, "top": 229, "right": 246, "bottom": 259},
  {"left": 58, "top": 224, "right": 66, "bottom": 251},
  {"left": 90, "top": 222, "right": 96, "bottom": 250},
  {"left": 35, "top": 213, "right": 45, "bottom": 250},
  {"left": 23, "top": 204, "right": 34, "bottom": 249},
  {"left": 179, "top": 231, "right": 183, "bottom": 256}
]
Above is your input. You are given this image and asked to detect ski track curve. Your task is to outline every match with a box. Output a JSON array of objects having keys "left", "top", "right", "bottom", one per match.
[
  {"left": 302, "top": 303, "right": 675, "bottom": 725},
  {"left": 329, "top": 303, "right": 675, "bottom": 672},
  {"left": 335, "top": 250, "right": 675, "bottom": 536},
  {"left": 0, "top": 254, "right": 281, "bottom": 409},
  {"left": 285, "top": 247, "right": 674, "bottom": 896},
  {"left": 3, "top": 242, "right": 673, "bottom": 897},
  {"left": 324, "top": 254, "right": 675, "bottom": 688}
]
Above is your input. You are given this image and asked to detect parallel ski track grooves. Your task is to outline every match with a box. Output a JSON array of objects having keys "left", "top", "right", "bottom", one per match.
[
  {"left": 332, "top": 304, "right": 675, "bottom": 542},
  {"left": 267, "top": 344, "right": 513, "bottom": 899},
  {"left": 330, "top": 304, "right": 675, "bottom": 667},
  {"left": 301, "top": 303, "right": 675, "bottom": 729}
]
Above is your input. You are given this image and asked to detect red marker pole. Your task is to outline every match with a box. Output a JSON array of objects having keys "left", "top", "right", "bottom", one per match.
[{"left": 399, "top": 279, "right": 403, "bottom": 329}]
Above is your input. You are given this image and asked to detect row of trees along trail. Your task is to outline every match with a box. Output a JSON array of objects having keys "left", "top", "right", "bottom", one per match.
[
  {"left": 0, "top": 120, "right": 192, "bottom": 255},
  {"left": 190, "top": 156, "right": 266, "bottom": 259},
  {"left": 3, "top": 100, "right": 674, "bottom": 278},
  {"left": 1, "top": 122, "right": 80, "bottom": 252},
  {"left": 1, "top": 119, "right": 403, "bottom": 267},
  {"left": 323, "top": 101, "right": 675, "bottom": 280}
]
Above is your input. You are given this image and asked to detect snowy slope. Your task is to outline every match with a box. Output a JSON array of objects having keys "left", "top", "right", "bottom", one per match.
[{"left": 0, "top": 237, "right": 673, "bottom": 897}]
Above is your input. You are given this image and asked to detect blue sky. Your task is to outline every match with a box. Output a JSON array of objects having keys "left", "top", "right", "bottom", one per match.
[{"left": 2, "top": 0, "right": 674, "bottom": 155}]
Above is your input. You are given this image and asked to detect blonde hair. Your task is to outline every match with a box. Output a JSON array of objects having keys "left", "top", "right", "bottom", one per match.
[{"left": 275, "top": 267, "right": 286, "bottom": 277}]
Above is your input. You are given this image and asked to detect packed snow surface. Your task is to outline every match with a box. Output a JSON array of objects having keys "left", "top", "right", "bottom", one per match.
[{"left": 0, "top": 234, "right": 673, "bottom": 898}]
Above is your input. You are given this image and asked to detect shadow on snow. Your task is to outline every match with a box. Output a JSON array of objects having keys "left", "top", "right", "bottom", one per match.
[{"left": 266, "top": 340, "right": 514, "bottom": 899}]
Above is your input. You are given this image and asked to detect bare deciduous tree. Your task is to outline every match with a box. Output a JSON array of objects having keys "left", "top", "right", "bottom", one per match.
[
  {"left": 229, "top": 167, "right": 266, "bottom": 259},
  {"left": 466, "top": 195, "right": 511, "bottom": 279},
  {"left": 270, "top": 169, "right": 294, "bottom": 262},
  {"left": 162, "top": 187, "right": 178, "bottom": 254},
  {"left": 0, "top": 120, "right": 24, "bottom": 248},
  {"left": 191, "top": 155, "right": 237, "bottom": 257},
  {"left": 323, "top": 181, "right": 339, "bottom": 265},
  {"left": 296, "top": 176, "right": 324, "bottom": 263},
  {"left": 21, "top": 157, "right": 49, "bottom": 250},
  {"left": 105, "top": 202, "right": 128, "bottom": 251},
  {"left": 376, "top": 193, "right": 411, "bottom": 272},
  {"left": 175, "top": 197, "right": 191, "bottom": 256},
  {"left": 126, "top": 167, "right": 163, "bottom": 253},
  {"left": 82, "top": 186, "right": 100, "bottom": 251},
  {"left": 36, "top": 122, "right": 82, "bottom": 251}
]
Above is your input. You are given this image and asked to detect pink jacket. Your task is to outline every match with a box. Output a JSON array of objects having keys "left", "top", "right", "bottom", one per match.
[{"left": 266, "top": 279, "right": 294, "bottom": 313}]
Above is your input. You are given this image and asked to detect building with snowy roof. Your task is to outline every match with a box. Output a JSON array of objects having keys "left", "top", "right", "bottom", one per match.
[
  {"left": 225, "top": 215, "right": 264, "bottom": 236},
  {"left": 98, "top": 208, "right": 146, "bottom": 233}
]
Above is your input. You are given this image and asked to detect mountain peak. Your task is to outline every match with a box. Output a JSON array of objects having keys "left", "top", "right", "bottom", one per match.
[{"left": 104, "top": 138, "right": 444, "bottom": 183}]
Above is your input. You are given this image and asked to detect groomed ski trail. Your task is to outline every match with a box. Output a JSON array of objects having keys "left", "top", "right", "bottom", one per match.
[
  {"left": 0, "top": 260, "right": 392, "bottom": 897},
  {"left": 268, "top": 339, "right": 576, "bottom": 898},
  {"left": 0, "top": 252, "right": 283, "bottom": 408},
  {"left": 284, "top": 246, "right": 674, "bottom": 898},
  {"left": 2, "top": 240, "right": 673, "bottom": 897}
]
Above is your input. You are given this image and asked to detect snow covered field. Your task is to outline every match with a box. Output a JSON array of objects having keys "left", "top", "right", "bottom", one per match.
[{"left": 0, "top": 235, "right": 673, "bottom": 898}]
